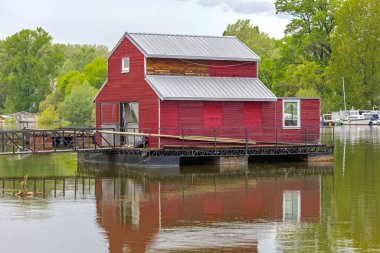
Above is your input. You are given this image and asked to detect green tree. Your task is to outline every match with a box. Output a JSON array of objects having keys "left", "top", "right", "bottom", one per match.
[
  {"left": 56, "top": 70, "right": 84, "bottom": 99},
  {"left": 83, "top": 57, "right": 107, "bottom": 89},
  {"left": 327, "top": 0, "right": 380, "bottom": 109},
  {"left": 223, "top": 19, "right": 277, "bottom": 59},
  {"left": 0, "top": 28, "right": 64, "bottom": 113},
  {"left": 58, "top": 44, "right": 108, "bottom": 76},
  {"left": 275, "top": 0, "right": 339, "bottom": 65},
  {"left": 58, "top": 82, "right": 97, "bottom": 124}
]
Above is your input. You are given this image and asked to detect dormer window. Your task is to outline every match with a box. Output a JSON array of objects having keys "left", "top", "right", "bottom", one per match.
[{"left": 121, "top": 57, "right": 130, "bottom": 73}]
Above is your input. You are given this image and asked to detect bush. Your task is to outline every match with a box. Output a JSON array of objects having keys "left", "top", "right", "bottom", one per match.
[
  {"left": 58, "top": 82, "right": 97, "bottom": 125},
  {"left": 37, "top": 105, "right": 59, "bottom": 124}
]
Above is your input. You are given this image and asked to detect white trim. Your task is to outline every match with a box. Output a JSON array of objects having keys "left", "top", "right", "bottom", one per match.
[
  {"left": 121, "top": 57, "right": 130, "bottom": 73},
  {"left": 144, "top": 56, "right": 147, "bottom": 77},
  {"left": 93, "top": 79, "right": 108, "bottom": 102},
  {"left": 282, "top": 99, "right": 301, "bottom": 128},
  {"left": 158, "top": 97, "right": 161, "bottom": 148}
]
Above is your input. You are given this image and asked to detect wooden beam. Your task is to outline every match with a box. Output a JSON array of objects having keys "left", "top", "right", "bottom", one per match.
[{"left": 97, "top": 130, "right": 256, "bottom": 145}]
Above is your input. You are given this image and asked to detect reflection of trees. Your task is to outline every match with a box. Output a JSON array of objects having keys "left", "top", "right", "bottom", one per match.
[{"left": 276, "top": 126, "right": 380, "bottom": 251}]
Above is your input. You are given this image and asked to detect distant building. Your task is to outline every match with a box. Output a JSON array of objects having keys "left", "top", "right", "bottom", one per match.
[{"left": 94, "top": 32, "right": 320, "bottom": 147}]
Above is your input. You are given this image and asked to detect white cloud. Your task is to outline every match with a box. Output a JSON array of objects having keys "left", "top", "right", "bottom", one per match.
[
  {"left": 193, "top": 0, "right": 274, "bottom": 14},
  {"left": 0, "top": 0, "right": 290, "bottom": 48}
]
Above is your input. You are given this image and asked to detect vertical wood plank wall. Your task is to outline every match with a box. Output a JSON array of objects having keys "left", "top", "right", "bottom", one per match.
[
  {"left": 146, "top": 58, "right": 257, "bottom": 78},
  {"left": 95, "top": 37, "right": 159, "bottom": 146},
  {"left": 160, "top": 99, "right": 320, "bottom": 146}
]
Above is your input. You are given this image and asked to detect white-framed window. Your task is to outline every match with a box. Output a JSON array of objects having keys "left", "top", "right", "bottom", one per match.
[
  {"left": 121, "top": 57, "right": 130, "bottom": 73},
  {"left": 283, "top": 99, "right": 300, "bottom": 128}
]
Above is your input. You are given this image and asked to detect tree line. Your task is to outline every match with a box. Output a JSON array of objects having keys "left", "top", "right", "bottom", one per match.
[
  {"left": 0, "top": 0, "right": 378, "bottom": 126},
  {"left": 0, "top": 28, "right": 108, "bottom": 125}
]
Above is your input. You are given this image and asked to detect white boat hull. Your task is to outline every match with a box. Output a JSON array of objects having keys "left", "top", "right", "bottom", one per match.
[{"left": 342, "top": 119, "right": 380, "bottom": 125}]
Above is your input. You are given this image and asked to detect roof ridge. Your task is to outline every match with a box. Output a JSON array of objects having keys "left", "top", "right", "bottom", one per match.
[{"left": 128, "top": 32, "right": 236, "bottom": 39}]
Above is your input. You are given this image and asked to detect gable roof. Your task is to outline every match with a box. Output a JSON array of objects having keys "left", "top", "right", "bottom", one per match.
[
  {"left": 145, "top": 75, "right": 276, "bottom": 101},
  {"left": 108, "top": 32, "right": 260, "bottom": 62}
]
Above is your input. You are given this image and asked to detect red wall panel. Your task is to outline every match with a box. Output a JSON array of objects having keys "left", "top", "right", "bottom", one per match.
[
  {"left": 222, "top": 102, "right": 244, "bottom": 128},
  {"left": 179, "top": 101, "right": 204, "bottom": 129},
  {"left": 209, "top": 61, "right": 257, "bottom": 78},
  {"left": 203, "top": 102, "right": 222, "bottom": 128}
]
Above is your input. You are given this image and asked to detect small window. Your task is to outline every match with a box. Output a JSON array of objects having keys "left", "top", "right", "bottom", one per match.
[
  {"left": 283, "top": 99, "right": 300, "bottom": 128},
  {"left": 121, "top": 57, "right": 130, "bottom": 73}
]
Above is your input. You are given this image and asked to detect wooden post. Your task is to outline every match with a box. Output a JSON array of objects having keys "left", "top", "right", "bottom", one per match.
[
  {"left": 182, "top": 128, "right": 184, "bottom": 150},
  {"left": 245, "top": 128, "right": 248, "bottom": 154},
  {"left": 214, "top": 128, "right": 216, "bottom": 151},
  {"left": 113, "top": 128, "right": 116, "bottom": 148}
]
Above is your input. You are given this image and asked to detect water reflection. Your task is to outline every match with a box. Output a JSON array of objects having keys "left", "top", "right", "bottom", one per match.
[
  {"left": 92, "top": 170, "right": 324, "bottom": 252},
  {"left": 2, "top": 125, "right": 380, "bottom": 252}
]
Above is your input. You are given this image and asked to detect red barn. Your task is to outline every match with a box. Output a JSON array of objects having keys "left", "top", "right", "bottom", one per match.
[{"left": 94, "top": 32, "right": 320, "bottom": 148}]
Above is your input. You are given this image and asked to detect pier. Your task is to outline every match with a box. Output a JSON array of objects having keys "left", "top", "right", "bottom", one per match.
[{"left": 0, "top": 127, "right": 334, "bottom": 168}]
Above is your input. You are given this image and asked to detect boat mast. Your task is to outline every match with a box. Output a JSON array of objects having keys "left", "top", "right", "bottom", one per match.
[{"left": 342, "top": 76, "right": 347, "bottom": 111}]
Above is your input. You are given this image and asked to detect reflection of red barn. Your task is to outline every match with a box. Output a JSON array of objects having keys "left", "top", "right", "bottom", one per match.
[
  {"left": 94, "top": 32, "right": 320, "bottom": 147},
  {"left": 96, "top": 176, "right": 321, "bottom": 252}
]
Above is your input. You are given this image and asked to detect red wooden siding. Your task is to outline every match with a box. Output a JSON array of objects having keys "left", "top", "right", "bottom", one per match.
[
  {"left": 261, "top": 99, "right": 321, "bottom": 143},
  {"left": 209, "top": 61, "right": 257, "bottom": 78},
  {"left": 178, "top": 101, "right": 204, "bottom": 129},
  {"left": 160, "top": 101, "right": 269, "bottom": 145},
  {"left": 203, "top": 102, "right": 222, "bottom": 128},
  {"left": 95, "top": 37, "right": 159, "bottom": 146}
]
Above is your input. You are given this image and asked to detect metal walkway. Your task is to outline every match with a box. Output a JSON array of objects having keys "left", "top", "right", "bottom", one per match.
[
  {"left": 0, "top": 127, "right": 334, "bottom": 157},
  {"left": 0, "top": 128, "right": 113, "bottom": 155}
]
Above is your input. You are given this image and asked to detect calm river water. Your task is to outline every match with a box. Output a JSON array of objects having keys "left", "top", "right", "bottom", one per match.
[{"left": 0, "top": 126, "right": 379, "bottom": 252}]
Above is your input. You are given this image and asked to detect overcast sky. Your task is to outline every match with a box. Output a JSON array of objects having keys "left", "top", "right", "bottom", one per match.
[{"left": 0, "top": 0, "right": 290, "bottom": 49}]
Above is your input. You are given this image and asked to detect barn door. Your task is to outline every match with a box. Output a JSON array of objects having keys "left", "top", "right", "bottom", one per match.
[
  {"left": 100, "top": 102, "right": 120, "bottom": 146},
  {"left": 120, "top": 102, "right": 139, "bottom": 146}
]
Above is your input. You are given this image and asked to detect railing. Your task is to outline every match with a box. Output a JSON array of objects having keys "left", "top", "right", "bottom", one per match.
[
  {"left": 0, "top": 126, "right": 334, "bottom": 155},
  {"left": 103, "top": 126, "right": 334, "bottom": 149},
  {"left": 0, "top": 128, "right": 114, "bottom": 155}
]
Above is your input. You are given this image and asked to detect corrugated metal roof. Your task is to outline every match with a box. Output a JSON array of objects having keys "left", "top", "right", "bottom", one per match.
[
  {"left": 126, "top": 33, "right": 260, "bottom": 62},
  {"left": 145, "top": 75, "right": 277, "bottom": 101}
]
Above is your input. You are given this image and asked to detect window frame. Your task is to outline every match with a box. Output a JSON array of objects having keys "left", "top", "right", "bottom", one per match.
[
  {"left": 282, "top": 99, "right": 301, "bottom": 129},
  {"left": 121, "top": 57, "right": 130, "bottom": 73}
]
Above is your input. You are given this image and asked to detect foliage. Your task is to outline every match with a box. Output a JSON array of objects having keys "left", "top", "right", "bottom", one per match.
[
  {"left": 56, "top": 57, "right": 106, "bottom": 99},
  {"left": 0, "top": 28, "right": 64, "bottom": 113},
  {"left": 223, "top": 19, "right": 278, "bottom": 59},
  {"left": 275, "top": 0, "right": 339, "bottom": 65},
  {"left": 37, "top": 105, "right": 59, "bottom": 124},
  {"left": 83, "top": 57, "right": 107, "bottom": 89},
  {"left": 58, "top": 82, "right": 97, "bottom": 124},
  {"left": 58, "top": 44, "right": 108, "bottom": 76},
  {"left": 327, "top": 0, "right": 380, "bottom": 109},
  {"left": 39, "top": 89, "right": 62, "bottom": 111}
]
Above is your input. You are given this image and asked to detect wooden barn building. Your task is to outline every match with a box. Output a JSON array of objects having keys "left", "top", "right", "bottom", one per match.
[{"left": 94, "top": 32, "right": 320, "bottom": 148}]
